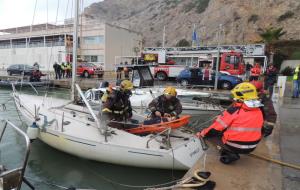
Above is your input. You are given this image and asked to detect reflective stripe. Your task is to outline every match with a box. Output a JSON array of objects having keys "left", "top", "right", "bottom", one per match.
[
  {"left": 216, "top": 117, "right": 228, "bottom": 129},
  {"left": 113, "top": 110, "right": 123, "bottom": 114},
  {"left": 226, "top": 141, "right": 258, "bottom": 149},
  {"left": 102, "top": 108, "right": 112, "bottom": 113},
  {"left": 228, "top": 127, "right": 261, "bottom": 132},
  {"left": 102, "top": 108, "right": 124, "bottom": 114}
]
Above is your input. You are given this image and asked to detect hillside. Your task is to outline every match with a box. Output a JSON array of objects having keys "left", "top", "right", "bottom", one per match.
[{"left": 83, "top": 0, "right": 300, "bottom": 46}]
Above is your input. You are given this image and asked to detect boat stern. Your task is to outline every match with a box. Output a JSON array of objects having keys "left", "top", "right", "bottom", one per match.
[{"left": 172, "top": 136, "right": 203, "bottom": 170}]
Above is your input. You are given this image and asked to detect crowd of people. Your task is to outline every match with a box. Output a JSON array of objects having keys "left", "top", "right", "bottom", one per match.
[{"left": 53, "top": 62, "right": 72, "bottom": 80}]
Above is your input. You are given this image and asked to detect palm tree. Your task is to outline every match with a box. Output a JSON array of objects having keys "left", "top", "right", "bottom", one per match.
[
  {"left": 259, "top": 27, "right": 286, "bottom": 44},
  {"left": 259, "top": 27, "right": 286, "bottom": 66}
]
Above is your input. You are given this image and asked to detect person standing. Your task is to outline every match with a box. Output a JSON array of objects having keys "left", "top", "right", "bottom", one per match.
[
  {"left": 57, "top": 63, "right": 62, "bottom": 79},
  {"left": 292, "top": 64, "right": 300, "bottom": 98},
  {"left": 116, "top": 66, "right": 122, "bottom": 81},
  {"left": 124, "top": 67, "right": 129, "bottom": 79},
  {"left": 197, "top": 82, "right": 264, "bottom": 164},
  {"left": 250, "top": 63, "right": 261, "bottom": 81},
  {"left": 264, "top": 64, "right": 277, "bottom": 96},
  {"left": 66, "top": 62, "right": 72, "bottom": 78},
  {"left": 202, "top": 64, "right": 212, "bottom": 85},
  {"left": 53, "top": 62, "right": 59, "bottom": 79},
  {"left": 245, "top": 62, "right": 253, "bottom": 80},
  {"left": 61, "top": 62, "right": 66, "bottom": 78}
]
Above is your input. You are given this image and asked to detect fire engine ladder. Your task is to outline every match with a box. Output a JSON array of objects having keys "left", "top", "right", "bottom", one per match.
[{"left": 144, "top": 44, "right": 265, "bottom": 56}]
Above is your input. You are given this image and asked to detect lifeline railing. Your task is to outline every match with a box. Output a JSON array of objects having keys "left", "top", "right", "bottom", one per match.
[
  {"left": 146, "top": 128, "right": 171, "bottom": 149},
  {"left": 0, "top": 120, "right": 34, "bottom": 190}
]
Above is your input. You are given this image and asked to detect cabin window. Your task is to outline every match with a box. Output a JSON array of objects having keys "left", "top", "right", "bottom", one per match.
[{"left": 226, "top": 55, "right": 240, "bottom": 65}]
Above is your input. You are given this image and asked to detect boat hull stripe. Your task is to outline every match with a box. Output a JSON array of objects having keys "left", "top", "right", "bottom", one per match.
[
  {"left": 128, "top": 151, "right": 163, "bottom": 157},
  {"left": 66, "top": 138, "right": 96, "bottom": 146}
]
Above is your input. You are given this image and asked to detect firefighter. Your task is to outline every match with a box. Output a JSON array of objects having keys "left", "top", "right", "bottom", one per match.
[
  {"left": 197, "top": 82, "right": 264, "bottom": 164},
  {"left": 61, "top": 62, "right": 66, "bottom": 78},
  {"left": 292, "top": 64, "right": 300, "bottom": 98},
  {"left": 100, "top": 80, "right": 133, "bottom": 128},
  {"left": 251, "top": 80, "right": 277, "bottom": 137},
  {"left": 250, "top": 63, "right": 261, "bottom": 81},
  {"left": 144, "top": 86, "right": 182, "bottom": 125},
  {"left": 66, "top": 62, "right": 72, "bottom": 78}
]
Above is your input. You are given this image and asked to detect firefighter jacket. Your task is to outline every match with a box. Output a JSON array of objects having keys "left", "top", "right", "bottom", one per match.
[
  {"left": 148, "top": 95, "right": 182, "bottom": 117},
  {"left": 293, "top": 66, "right": 300, "bottom": 80},
  {"left": 201, "top": 102, "right": 263, "bottom": 150},
  {"left": 250, "top": 65, "right": 261, "bottom": 77},
  {"left": 66, "top": 63, "right": 72, "bottom": 70},
  {"left": 101, "top": 89, "right": 132, "bottom": 119},
  {"left": 61, "top": 64, "right": 66, "bottom": 70}
]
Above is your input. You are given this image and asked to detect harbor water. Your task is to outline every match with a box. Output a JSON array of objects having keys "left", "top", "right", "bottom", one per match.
[{"left": 0, "top": 87, "right": 217, "bottom": 190}]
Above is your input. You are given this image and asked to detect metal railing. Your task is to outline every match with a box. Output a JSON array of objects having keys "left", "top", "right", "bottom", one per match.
[
  {"left": 146, "top": 128, "right": 171, "bottom": 149},
  {"left": 0, "top": 120, "right": 32, "bottom": 190}
]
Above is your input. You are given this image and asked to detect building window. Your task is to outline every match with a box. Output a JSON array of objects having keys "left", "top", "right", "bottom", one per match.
[
  {"left": 84, "top": 55, "right": 104, "bottom": 63},
  {"left": 0, "top": 40, "right": 10, "bottom": 49},
  {"left": 82, "top": 36, "right": 104, "bottom": 45}
]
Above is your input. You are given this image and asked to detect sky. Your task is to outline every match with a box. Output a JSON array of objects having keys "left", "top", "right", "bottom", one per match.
[{"left": 0, "top": 0, "right": 102, "bottom": 29}]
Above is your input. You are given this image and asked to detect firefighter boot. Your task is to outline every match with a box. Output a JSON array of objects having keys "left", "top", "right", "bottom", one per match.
[{"left": 219, "top": 149, "right": 240, "bottom": 164}]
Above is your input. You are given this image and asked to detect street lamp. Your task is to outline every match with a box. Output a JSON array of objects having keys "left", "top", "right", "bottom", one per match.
[{"left": 214, "top": 24, "right": 223, "bottom": 90}]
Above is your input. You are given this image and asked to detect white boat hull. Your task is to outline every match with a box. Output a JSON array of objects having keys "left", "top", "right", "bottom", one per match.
[{"left": 13, "top": 93, "right": 203, "bottom": 170}]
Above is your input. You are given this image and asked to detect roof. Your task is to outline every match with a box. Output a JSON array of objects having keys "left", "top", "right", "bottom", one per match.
[{"left": 0, "top": 23, "right": 61, "bottom": 34}]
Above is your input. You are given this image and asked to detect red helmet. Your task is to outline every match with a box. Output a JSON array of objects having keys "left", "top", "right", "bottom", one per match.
[{"left": 250, "top": 80, "right": 263, "bottom": 93}]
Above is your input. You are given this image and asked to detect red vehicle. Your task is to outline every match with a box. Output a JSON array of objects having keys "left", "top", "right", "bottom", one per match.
[
  {"left": 77, "top": 62, "right": 104, "bottom": 78},
  {"left": 142, "top": 49, "right": 245, "bottom": 81},
  {"left": 216, "top": 51, "right": 245, "bottom": 75}
]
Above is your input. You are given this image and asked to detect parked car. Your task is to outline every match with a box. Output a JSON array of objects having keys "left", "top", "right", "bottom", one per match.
[
  {"left": 7, "top": 64, "right": 34, "bottom": 76},
  {"left": 177, "top": 68, "right": 242, "bottom": 90},
  {"left": 77, "top": 62, "right": 104, "bottom": 78}
]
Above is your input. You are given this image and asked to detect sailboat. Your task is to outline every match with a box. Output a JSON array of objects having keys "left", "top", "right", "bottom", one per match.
[{"left": 12, "top": 0, "right": 204, "bottom": 170}]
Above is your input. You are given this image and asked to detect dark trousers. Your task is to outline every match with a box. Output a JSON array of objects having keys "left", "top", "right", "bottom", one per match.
[
  {"left": 249, "top": 76, "right": 259, "bottom": 81},
  {"left": 208, "top": 136, "right": 256, "bottom": 154},
  {"left": 56, "top": 69, "right": 61, "bottom": 79}
]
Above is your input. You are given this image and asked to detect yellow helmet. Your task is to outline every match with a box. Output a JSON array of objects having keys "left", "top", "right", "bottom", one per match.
[
  {"left": 231, "top": 82, "right": 258, "bottom": 101},
  {"left": 120, "top": 80, "right": 133, "bottom": 90},
  {"left": 164, "top": 86, "right": 177, "bottom": 96}
]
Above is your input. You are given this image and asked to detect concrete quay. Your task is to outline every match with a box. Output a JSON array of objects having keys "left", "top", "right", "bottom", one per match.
[{"left": 179, "top": 83, "right": 300, "bottom": 190}]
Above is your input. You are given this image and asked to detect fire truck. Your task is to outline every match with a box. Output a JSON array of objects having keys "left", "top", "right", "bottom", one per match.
[{"left": 142, "top": 44, "right": 267, "bottom": 81}]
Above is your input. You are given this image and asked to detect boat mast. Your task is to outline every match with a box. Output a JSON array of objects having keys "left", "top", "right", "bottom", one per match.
[{"left": 71, "top": 0, "right": 79, "bottom": 101}]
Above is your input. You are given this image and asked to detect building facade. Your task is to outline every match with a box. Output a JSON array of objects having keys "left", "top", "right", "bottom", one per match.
[{"left": 0, "top": 20, "right": 142, "bottom": 71}]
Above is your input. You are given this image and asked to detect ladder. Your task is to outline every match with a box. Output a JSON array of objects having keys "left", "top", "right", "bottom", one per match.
[{"left": 144, "top": 44, "right": 265, "bottom": 56}]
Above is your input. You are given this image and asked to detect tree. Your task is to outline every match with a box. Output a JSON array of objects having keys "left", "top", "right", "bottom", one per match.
[
  {"left": 259, "top": 27, "right": 286, "bottom": 44},
  {"left": 259, "top": 27, "right": 286, "bottom": 66},
  {"left": 176, "top": 39, "right": 191, "bottom": 47}
]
